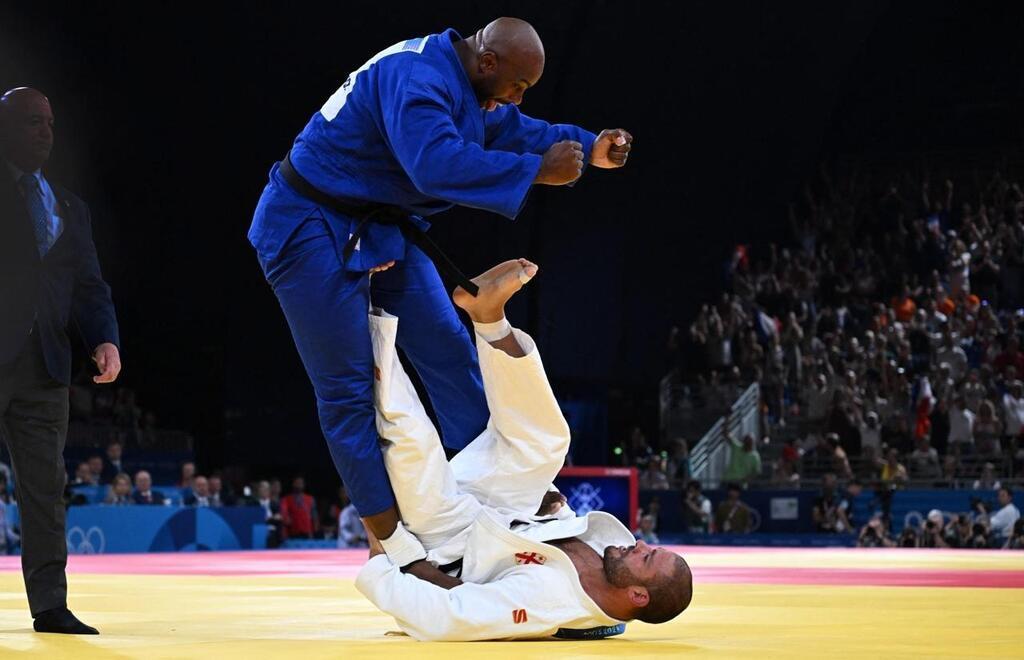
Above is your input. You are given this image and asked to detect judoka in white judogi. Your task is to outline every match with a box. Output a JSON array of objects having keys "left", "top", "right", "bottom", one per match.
[{"left": 355, "top": 302, "right": 690, "bottom": 641}]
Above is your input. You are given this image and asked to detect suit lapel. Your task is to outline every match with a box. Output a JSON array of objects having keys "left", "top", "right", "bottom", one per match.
[{"left": 0, "top": 175, "right": 39, "bottom": 256}]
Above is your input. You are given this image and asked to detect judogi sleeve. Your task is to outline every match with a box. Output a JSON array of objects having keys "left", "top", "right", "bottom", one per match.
[
  {"left": 449, "top": 329, "right": 571, "bottom": 515},
  {"left": 484, "top": 105, "right": 597, "bottom": 163},
  {"left": 383, "top": 65, "right": 542, "bottom": 219},
  {"left": 356, "top": 556, "right": 569, "bottom": 641}
]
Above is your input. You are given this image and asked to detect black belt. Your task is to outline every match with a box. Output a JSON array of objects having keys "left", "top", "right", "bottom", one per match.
[
  {"left": 436, "top": 558, "right": 463, "bottom": 577},
  {"left": 279, "top": 152, "right": 478, "bottom": 296}
]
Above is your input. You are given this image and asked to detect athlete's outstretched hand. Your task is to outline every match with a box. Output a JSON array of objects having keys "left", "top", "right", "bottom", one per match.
[{"left": 590, "top": 129, "right": 632, "bottom": 169}]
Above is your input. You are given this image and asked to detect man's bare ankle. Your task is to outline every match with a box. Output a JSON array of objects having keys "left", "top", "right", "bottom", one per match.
[{"left": 469, "top": 309, "right": 505, "bottom": 324}]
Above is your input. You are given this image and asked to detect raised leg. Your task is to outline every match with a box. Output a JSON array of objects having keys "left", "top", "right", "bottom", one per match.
[
  {"left": 369, "top": 311, "right": 481, "bottom": 550},
  {"left": 370, "top": 244, "right": 489, "bottom": 451},
  {"left": 449, "top": 260, "right": 572, "bottom": 516}
]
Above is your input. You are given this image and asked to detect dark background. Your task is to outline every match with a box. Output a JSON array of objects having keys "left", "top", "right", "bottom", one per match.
[{"left": 2, "top": 1, "right": 1021, "bottom": 488}]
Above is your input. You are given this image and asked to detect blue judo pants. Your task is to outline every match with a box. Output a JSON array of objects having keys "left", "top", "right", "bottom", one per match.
[{"left": 257, "top": 217, "right": 489, "bottom": 517}]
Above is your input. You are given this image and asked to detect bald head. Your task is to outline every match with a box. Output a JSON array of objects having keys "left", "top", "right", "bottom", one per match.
[
  {"left": 640, "top": 554, "right": 693, "bottom": 624},
  {"left": 455, "top": 18, "right": 545, "bottom": 112},
  {"left": 0, "top": 87, "right": 54, "bottom": 172},
  {"left": 480, "top": 17, "right": 545, "bottom": 64}
]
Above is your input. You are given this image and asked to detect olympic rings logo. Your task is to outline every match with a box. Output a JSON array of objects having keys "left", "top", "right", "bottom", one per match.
[{"left": 66, "top": 526, "right": 106, "bottom": 554}]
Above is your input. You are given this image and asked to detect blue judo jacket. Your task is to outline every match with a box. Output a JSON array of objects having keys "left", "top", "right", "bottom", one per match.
[{"left": 249, "top": 28, "right": 597, "bottom": 271}]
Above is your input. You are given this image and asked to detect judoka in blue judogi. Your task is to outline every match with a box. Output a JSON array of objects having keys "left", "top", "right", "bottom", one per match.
[{"left": 248, "top": 17, "right": 632, "bottom": 563}]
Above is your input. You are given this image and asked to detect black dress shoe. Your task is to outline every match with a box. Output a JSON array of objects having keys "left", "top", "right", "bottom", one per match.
[{"left": 33, "top": 607, "right": 99, "bottom": 634}]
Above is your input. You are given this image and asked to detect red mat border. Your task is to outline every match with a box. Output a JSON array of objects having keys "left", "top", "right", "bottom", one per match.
[{"left": 0, "top": 547, "right": 1020, "bottom": 588}]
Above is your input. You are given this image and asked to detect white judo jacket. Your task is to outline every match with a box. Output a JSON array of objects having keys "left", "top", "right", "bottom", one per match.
[{"left": 354, "top": 311, "right": 633, "bottom": 641}]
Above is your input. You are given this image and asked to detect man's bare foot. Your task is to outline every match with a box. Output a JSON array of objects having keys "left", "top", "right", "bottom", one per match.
[{"left": 453, "top": 259, "right": 539, "bottom": 323}]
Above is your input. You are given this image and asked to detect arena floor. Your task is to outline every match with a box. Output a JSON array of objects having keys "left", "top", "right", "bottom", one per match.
[{"left": 1, "top": 546, "right": 1022, "bottom": 659}]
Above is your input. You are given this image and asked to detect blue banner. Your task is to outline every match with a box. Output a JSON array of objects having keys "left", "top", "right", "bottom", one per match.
[
  {"left": 64, "top": 506, "right": 265, "bottom": 553},
  {"left": 640, "top": 488, "right": 1006, "bottom": 535}
]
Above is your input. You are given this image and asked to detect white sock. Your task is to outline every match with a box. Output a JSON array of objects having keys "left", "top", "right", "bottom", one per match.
[
  {"left": 474, "top": 317, "right": 511, "bottom": 342},
  {"left": 378, "top": 522, "right": 426, "bottom": 567}
]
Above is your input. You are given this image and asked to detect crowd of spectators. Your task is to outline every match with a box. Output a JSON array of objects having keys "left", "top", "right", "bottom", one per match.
[
  {"left": 679, "top": 165, "right": 1024, "bottom": 483},
  {"left": 856, "top": 485, "right": 1021, "bottom": 549},
  {"left": 0, "top": 442, "right": 367, "bottom": 554},
  {"left": 632, "top": 160, "right": 1024, "bottom": 546}
]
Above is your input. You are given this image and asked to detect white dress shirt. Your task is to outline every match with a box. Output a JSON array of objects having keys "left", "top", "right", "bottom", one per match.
[{"left": 989, "top": 503, "right": 1021, "bottom": 539}]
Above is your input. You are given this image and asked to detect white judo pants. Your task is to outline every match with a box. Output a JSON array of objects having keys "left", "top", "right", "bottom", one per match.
[{"left": 369, "top": 310, "right": 571, "bottom": 555}]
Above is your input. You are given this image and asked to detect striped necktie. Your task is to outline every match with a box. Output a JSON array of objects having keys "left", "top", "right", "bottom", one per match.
[{"left": 20, "top": 173, "right": 51, "bottom": 256}]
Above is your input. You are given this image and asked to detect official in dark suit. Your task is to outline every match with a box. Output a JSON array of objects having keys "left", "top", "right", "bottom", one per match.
[
  {"left": 183, "top": 475, "right": 212, "bottom": 507},
  {"left": 130, "top": 470, "right": 165, "bottom": 505},
  {"left": 0, "top": 88, "right": 121, "bottom": 635},
  {"left": 249, "top": 480, "right": 283, "bottom": 548}
]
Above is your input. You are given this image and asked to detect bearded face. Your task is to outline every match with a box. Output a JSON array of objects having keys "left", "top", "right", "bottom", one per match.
[{"left": 603, "top": 545, "right": 642, "bottom": 587}]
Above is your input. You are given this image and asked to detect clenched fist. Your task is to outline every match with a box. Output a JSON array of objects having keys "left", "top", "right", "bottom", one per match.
[
  {"left": 590, "top": 129, "right": 632, "bottom": 169},
  {"left": 535, "top": 140, "right": 584, "bottom": 186}
]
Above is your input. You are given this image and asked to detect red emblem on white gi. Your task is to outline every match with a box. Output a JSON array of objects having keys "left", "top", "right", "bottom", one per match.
[{"left": 514, "top": 551, "right": 546, "bottom": 565}]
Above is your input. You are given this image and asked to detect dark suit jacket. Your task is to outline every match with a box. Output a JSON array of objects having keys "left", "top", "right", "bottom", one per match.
[
  {"left": 183, "top": 493, "right": 211, "bottom": 507},
  {"left": 0, "top": 169, "right": 119, "bottom": 385},
  {"left": 100, "top": 460, "right": 129, "bottom": 484},
  {"left": 131, "top": 489, "right": 166, "bottom": 506}
]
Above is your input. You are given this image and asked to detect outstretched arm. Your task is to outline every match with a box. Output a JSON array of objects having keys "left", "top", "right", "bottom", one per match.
[
  {"left": 484, "top": 104, "right": 595, "bottom": 158},
  {"left": 385, "top": 73, "right": 542, "bottom": 218},
  {"left": 484, "top": 106, "right": 632, "bottom": 170},
  {"left": 357, "top": 558, "right": 567, "bottom": 641}
]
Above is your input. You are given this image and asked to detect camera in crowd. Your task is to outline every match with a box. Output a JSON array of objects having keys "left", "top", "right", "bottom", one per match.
[
  {"left": 969, "top": 524, "right": 990, "bottom": 548},
  {"left": 898, "top": 527, "right": 918, "bottom": 548}
]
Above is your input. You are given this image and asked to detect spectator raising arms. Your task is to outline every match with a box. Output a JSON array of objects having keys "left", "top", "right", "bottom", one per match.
[
  {"left": 723, "top": 433, "right": 763, "bottom": 485},
  {"left": 666, "top": 162, "right": 1024, "bottom": 507}
]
